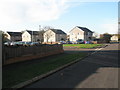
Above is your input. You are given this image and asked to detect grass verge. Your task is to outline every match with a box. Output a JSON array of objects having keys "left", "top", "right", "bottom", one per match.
[
  {"left": 3, "top": 52, "right": 87, "bottom": 88},
  {"left": 63, "top": 44, "right": 103, "bottom": 48}
]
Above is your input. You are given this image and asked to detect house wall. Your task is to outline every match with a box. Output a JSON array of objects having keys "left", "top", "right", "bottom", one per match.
[
  {"left": 22, "top": 31, "right": 31, "bottom": 42},
  {"left": 92, "top": 32, "right": 100, "bottom": 38},
  {"left": 33, "top": 35, "right": 40, "bottom": 42},
  {"left": 11, "top": 36, "right": 22, "bottom": 41},
  {"left": 44, "top": 30, "right": 55, "bottom": 42},
  {"left": 69, "top": 27, "right": 93, "bottom": 41},
  {"left": 69, "top": 27, "right": 84, "bottom": 41},
  {"left": 111, "top": 36, "right": 118, "bottom": 41},
  {"left": 6, "top": 33, "right": 22, "bottom": 41},
  {"left": 39, "top": 33, "right": 44, "bottom": 42},
  {"left": 56, "top": 34, "right": 67, "bottom": 41},
  {"left": 6, "top": 33, "right": 11, "bottom": 40},
  {"left": 84, "top": 31, "right": 93, "bottom": 41}
]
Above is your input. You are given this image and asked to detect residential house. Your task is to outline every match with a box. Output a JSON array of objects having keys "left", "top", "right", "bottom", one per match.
[
  {"left": 22, "top": 30, "right": 43, "bottom": 42},
  {"left": 6, "top": 31, "right": 22, "bottom": 41},
  {"left": 44, "top": 29, "right": 67, "bottom": 42},
  {"left": 111, "top": 34, "right": 119, "bottom": 42},
  {"left": 69, "top": 26, "right": 93, "bottom": 42},
  {"left": 92, "top": 32, "right": 100, "bottom": 39}
]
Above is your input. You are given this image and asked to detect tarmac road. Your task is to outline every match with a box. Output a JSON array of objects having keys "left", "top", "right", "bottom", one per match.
[{"left": 23, "top": 44, "right": 119, "bottom": 88}]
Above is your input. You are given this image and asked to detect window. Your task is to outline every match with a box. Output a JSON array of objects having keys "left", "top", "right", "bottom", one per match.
[
  {"left": 88, "top": 32, "right": 89, "bottom": 35},
  {"left": 88, "top": 32, "right": 91, "bottom": 35}
]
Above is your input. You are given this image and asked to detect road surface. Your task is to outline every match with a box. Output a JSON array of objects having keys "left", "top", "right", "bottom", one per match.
[{"left": 23, "top": 44, "right": 119, "bottom": 88}]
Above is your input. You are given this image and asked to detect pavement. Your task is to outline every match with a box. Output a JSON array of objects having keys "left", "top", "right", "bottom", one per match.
[{"left": 22, "top": 44, "right": 119, "bottom": 88}]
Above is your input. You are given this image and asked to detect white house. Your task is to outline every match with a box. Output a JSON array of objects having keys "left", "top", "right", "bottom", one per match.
[
  {"left": 111, "top": 34, "right": 119, "bottom": 42},
  {"left": 92, "top": 32, "right": 100, "bottom": 39},
  {"left": 44, "top": 29, "right": 67, "bottom": 42},
  {"left": 22, "top": 30, "right": 41, "bottom": 42},
  {"left": 69, "top": 26, "right": 93, "bottom": 42}
]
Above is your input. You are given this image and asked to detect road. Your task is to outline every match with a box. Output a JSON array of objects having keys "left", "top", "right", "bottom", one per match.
[{"left": 23, "top": 44, "right": 119, "bottom": 88}]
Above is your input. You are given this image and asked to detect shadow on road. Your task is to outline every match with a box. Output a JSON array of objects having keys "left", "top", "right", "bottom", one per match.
[
  {"left": 22, "top": 48, "right": 119, "bottom": 88},
  {"left": 3, "top": 44, "right": 119, "bottom": 89}
]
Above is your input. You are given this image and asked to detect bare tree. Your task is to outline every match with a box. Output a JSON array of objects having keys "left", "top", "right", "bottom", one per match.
[
  {"left": 39, "top": 25, "right": 54, "bottom": 43},
  {"left": 42, "top": 26, "right": 54, "bottom": 31},
  {"left": 44, "top": 30, "right": 54, "bottom": 43}
]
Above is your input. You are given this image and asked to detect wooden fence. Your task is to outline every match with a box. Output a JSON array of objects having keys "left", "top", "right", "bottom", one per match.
[{"left": 3, "top": 44, "right": 64, "bottom": 65}]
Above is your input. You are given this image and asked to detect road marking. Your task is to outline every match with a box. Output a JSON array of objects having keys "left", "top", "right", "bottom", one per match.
[
  {"left": 91, "top": 47, "right": 103, "bottom": 55},
  {"left": 84, "top": 45, "right": 118, "bottom": 66},
  {"left": 95, "top": 48, "right": 99, "bottom": 50}
]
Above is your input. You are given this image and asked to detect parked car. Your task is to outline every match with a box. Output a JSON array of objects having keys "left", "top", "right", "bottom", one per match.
[
  {"left": 59, "top": 41, "right": 66, "bottom": 44},
  {"left": 29, "top": 41, "right": 40, "bottom": 45},
  {"left": 14, "top": 41, "right": 23, "bottom": 46},
  {"left": 84, "top": 41, "right": 93, "bottom": 44},
  {"left": 10, "top": 41, "right": 28, "bottom": 46},
  {"left": 66, "top": 41, "right": 72, "bottom": 44},
  {"left": 13, "top": 41, "right": 27, "bottom": 46},
  {"left": 70, "top": 41, "right": 77, "bottom": 44},
  {"left": 4, "top": 42, "right": 17, "bottom": 46},
  {"left": 4, "top": 42, "right": 11, "bottom": 46},
  {"left": 76, "top": 39, "right": 84, "bottom": 44}
]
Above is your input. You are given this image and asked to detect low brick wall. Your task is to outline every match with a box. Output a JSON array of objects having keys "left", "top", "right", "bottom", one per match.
[{"left": 3, "top": 44, "right": 64, "bottom": 65}]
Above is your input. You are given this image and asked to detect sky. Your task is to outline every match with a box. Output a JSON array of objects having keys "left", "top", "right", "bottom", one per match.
[{"left": 0, "top": 0, "right": 119, "bottom": 34}]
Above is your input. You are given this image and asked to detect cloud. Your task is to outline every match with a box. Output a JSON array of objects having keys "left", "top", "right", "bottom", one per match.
[
  {"left": 0, "top": 0, "right": 23, "bottom": 25},
  {"left": 0, "top": 0, "right": 70, "bottom": 25},
  {"left": 101, "top": 19, "right": 118, "bottom": 34}
]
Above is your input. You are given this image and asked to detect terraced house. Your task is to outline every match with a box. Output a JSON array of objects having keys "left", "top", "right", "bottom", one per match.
[{"left": 69, "top": 26, "right": 93, "bottom": 42}]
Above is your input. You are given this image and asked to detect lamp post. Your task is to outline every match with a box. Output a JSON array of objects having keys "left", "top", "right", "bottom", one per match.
[{"left": 32, "top": 30, "right": 33, "bottom": 42}]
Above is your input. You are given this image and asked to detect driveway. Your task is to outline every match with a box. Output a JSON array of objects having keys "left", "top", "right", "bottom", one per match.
[{"left": 23, "top": 44, "right": 119, "bottom": 88}]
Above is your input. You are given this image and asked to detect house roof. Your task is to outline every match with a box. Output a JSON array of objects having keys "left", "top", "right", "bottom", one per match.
[
  {"left": 7, "top": 32, "right": 22, "bottom": 36},
  {"left": 50, "top": 29, "right": 66, "bottom": 34},
  {"left": 26, "top": 30, "right": 39, "bottom": 35},
  {"left": 76, "top": 26, "right": 93, "bottom": 33}
]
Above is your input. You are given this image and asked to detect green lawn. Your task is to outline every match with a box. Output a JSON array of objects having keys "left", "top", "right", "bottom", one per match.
[
  {"left": 63, "top": 44, "right": 103, "bottom": 48},
  {"left": 3, "top": 52, "right": 87, "bottom": 88}
]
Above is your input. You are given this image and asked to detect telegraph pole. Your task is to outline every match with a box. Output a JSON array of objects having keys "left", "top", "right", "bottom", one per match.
[{"left": 39, "top": 25, "right": 41, "bottom": 43}]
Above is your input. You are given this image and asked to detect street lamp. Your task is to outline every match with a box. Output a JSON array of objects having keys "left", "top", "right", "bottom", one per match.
[{"left": 32, "top": 30, "right": 33, "bottom": 42}]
